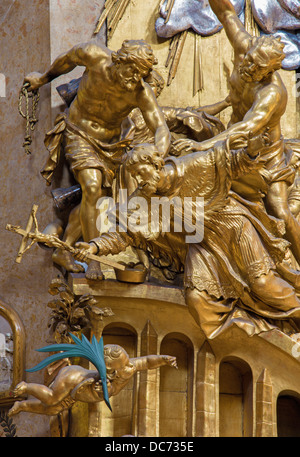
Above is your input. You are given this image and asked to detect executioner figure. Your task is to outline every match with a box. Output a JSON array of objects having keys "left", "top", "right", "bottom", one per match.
[
  {"left": 175, "top": 0, "right": 300, "bottom": 266},
  {"left": 24, "top": 39, "right": 170, "bottom": 280},
  {"left": 9, "top": 344, "right": 177, "bottom": 417},
  {"left": 75, "top": 140, "right": 300, "bottom": 339}
]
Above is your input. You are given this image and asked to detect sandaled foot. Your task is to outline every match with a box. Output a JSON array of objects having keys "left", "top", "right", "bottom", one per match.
[
  {"left": 52, "top": 249, "right": 85, "bottom": 273},
  {"left": 85, "top": 260, "right": 104, "bottom": 281}
]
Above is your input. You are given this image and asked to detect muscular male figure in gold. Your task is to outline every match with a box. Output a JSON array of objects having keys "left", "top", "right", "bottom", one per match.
[
  {"left": 175, "top": 0, "right": 300, "bottom": 265},
  {"left": 24, "top": 39, "right": 170, "bottom": 279}
]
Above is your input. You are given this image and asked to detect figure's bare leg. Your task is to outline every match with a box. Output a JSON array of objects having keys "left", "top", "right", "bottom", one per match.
[
  {"left": 75, "top": 168, "right": 103, "bottom": 240},
  {"left": 11, "top": 381, "right": 58, "bottom": 405},
  {"left": 75, "top": 168, "right": 104, "bottom": 280},
  {"left": 52, "top": 205, "right": 85, "bottom": 273},
  {"left": 11, "top": 380, "right": 71, "bottom": 407},
  {"left": 266, "top": 182, "right": 300, "bottom": 265},
  {"left": 120, "top": 166, "right": 150, "bottom": 277},
  {"left": 8, "top": 399, "right": 61, "bottom": 417}
]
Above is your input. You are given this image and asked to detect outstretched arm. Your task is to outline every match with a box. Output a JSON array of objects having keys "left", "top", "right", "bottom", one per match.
[
  {"left": 196, "top": 95, "right": 231, "bottom": 116},
  {"left": 74, "top": 231, "right": 133, "bottom": 263},
  {"left": 208, "top": 86, "right": 281, "bottom": 145},
  {"left": 139, "top": 82, "right": 171, "bottom": 157},
  {"left": 24, "top": 41, "right": 107, "bottom": 91},
  {"left": 131, "top": 355, "right": 177, "bottom": 371},
  {"left": 209, "top": 0, "right": 250, "bottom": 54},
  {"left": 174, "top": 85, "right": 283, "bottom": 153}
]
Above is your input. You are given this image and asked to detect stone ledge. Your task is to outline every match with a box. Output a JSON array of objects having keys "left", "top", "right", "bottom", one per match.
[
  {"left": 258, "top": 328, "right": 300, "bottom": 363},
  {"left": 68, "top": 274, "right": 300, "bottom": 364},
  {"left": 68, "top": 273, "right": 186, "bottom": 306}
]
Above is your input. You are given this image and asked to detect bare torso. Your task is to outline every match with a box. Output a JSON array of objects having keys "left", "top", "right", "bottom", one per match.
[
  {"left": 229, "top": 50, "right": 287, "bottom": 144},
  {"left": 68, "top": 54, "right": 143, "bottom": 142}
]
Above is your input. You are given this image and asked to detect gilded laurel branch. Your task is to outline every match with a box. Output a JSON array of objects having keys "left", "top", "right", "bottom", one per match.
[{"left": 0, "top": 410, "right": 17, "bottom": 437}]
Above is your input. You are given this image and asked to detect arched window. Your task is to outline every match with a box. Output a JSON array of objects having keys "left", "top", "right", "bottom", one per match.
[
  {"left": 100, "top": 323, "right": 138, "bottom": 437},
  {"left": 159, "top": 333, "right": 194, "bottom": 437},
  {"left": 277, "top": 392, "right": 300, "bottom": 437},
  {"left": 0, "top": 300, "right": 25, "bottom": 405},
  {"left": 219, "top": 357, "right": 253, "bottom": 437}
]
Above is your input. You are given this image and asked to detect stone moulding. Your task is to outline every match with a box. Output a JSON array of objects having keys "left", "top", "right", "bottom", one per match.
[{"left": 69, "top": 274, "right": 300, "bottom": 364}]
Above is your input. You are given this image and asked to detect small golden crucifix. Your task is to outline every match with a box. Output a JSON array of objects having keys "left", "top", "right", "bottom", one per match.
[{"left": 6, "top": 204, "right": 125, "bottom": 271}]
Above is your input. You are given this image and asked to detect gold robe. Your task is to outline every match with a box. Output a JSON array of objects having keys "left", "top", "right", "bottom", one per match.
[{"left": 93, "top": 140, "right": 300, "bottom": 338}]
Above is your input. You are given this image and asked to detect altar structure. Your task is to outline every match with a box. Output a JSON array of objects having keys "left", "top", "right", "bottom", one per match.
[{"left": 0, "top": 0, "right": 300, "bottom": 438}]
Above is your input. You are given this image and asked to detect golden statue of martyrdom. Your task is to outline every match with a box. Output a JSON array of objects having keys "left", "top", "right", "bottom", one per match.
[
  {"left": 24, "top": 39, "right": 170, "bottom": 280},
  {"left": 174, "top": 0, "right": 300, "bottom": 267}
]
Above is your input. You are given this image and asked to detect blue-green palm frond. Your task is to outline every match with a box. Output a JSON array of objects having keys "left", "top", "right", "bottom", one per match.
[{"left": 26, "top": 333, "right": 111, "bottom": 411}]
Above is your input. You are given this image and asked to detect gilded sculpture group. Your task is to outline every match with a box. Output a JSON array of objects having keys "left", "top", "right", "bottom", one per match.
[
  {"left": 8, "top": 0, "right": 300, "bottom": 419},
  {"left": 21, "top": 0, "right": 300, "bottom": 339}
]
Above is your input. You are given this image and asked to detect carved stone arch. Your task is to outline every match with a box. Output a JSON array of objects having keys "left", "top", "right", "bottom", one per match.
[
  {"left": 102, "top": 321, "right": 138, "bottom": 337},
  {"left": 159, "top": 332, "right": 194, "bottom": 437},
  {"left": 277, "top": 389, "right": 300, "bottom": 437},
  {"left": 0, "top": 299, "right": 25, "bottom": 405},
  {"left": 278, "top": 389, "right": 300, "bottom": 400},
  {"left": 218, "top": 356, "right": 253, "bottom": 437},
  {"left": 94, "top": 321, "right": 138, "bottom": 437},
  {"left": 101, "top": 321, "right": 138, "bottom": 357}
]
